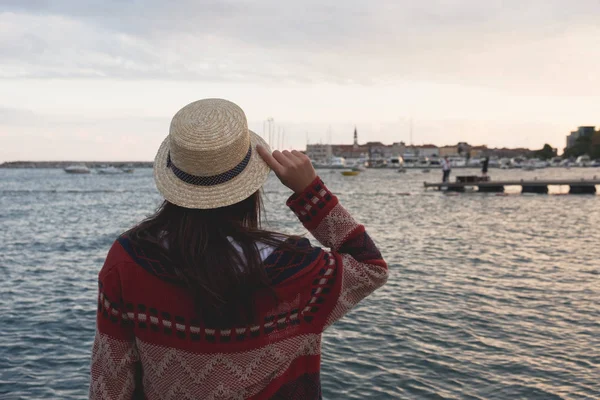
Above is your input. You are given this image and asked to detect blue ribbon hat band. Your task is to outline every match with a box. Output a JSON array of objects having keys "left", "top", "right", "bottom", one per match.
[{"left": 167, "top": 145, "right": 252, "bottom": 187}]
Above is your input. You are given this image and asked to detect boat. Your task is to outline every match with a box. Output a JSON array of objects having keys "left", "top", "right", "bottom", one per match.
[
  {"left": 533, "top": 159, "right": 549, "bottom": 169},
  {"left": 368, "top": 159, "right": 388, "bottom": 168},
  {"left": 121, "top": 168, "right": 135, "bottom": 174},
  {"left": 387, "top": 156, "right": 404, "bottom": 169},
  {"left": 499, "top": 158, "right": 511, "bottom": 169},
  {"left": 352, "top": 165, "right": 366, "bottom": 172},
  {"left": 467, "top": 157, "right": 482, "bottom": 167},
  {"left": 510, "top": 157, "right": 526, "bottom": 168},
  {"left": 397, "top": 168, "right": 407, "bottom": 173},
  {"left": 64, "top": 165, "right": 91, "bottom": 174},
  {"left": 576, "top": 155, "right": 592, "bottom": 167},
  {"left": 560, "top": 159, "right": 572, "bottom": 168},
  {"left": 341, "top": 170, "right": 360, "bottom": 176},
  {"left": 422, "top": 169, "right": 431, "bottom": 173},
  {"left": 313, "top": 156, "right": 347, "bottom": 169},
  {"left": 550, "top": 157, "right": 563, "bottom": 167},
  {"left": 449, "top": 157, "right": 467, "bottom": 167},
  {"left": 97, "top": 166, "right": 123, "bottom": 174}
]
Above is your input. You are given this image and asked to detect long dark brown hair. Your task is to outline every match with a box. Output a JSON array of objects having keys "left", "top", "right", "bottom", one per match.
[{"left": 127, "top": 191, "right": 294, "bottom": 328}]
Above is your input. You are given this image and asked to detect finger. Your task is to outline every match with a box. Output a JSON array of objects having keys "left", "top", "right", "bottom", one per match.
[
  {"left": 281, "top": 150, "right": 298, "bottom": 163},
  {"left": 291, "top": 150, "right": 308, "bottom": 160},
  {"left": 282, "top": 150, "right": 304, "bottom": 166},
  {"left": 256, "top": 145, "right": 284, "bottom": 174},
  {"left": 273, "top": 150, "right": 294, "bottom": 167}
]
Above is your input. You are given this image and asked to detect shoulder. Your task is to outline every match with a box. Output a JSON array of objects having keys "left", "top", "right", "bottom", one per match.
[
  {"left": 99, "top": 235, "right": 162, "bottom": 281},
  {"left": 98, "top": 238, "right": 129, "bottom": 280},
  {"left": 96, "top": 238, "right": 134, "bottom": 305},
  {"left": 110, "top": 235, "right": 182, "bottom": 285},
  {"left": 263, "top": 237, "right": 326, "bottom": 285}
]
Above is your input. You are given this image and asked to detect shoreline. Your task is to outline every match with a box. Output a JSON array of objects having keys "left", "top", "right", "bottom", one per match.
[
  {"left": 0, "top": 161, "right": 154, "bottom": 169},
  {"left": 1, "top": 162, "right": 596, "bottom": 171}
]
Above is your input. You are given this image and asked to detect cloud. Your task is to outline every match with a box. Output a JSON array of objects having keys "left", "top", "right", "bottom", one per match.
[
  {"left": 1, "top": 1, "right": 599, "bottom": 94},
  {"left": 0, "top": 106, "right": 167, "bottom": 161},
  {"left": 1, "top": 0, "right": 598, "bottom": 162},
  {"left": 0, "top": 106, "right": 40, "bottom": 123}
]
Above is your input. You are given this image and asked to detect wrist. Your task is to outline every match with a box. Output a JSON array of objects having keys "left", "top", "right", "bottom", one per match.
[
  {"left": 292, "top": 174, "right": 318, "bottom": 194},
  {"left": 287, "top": 176, "right": 338, "bottom": 227}
]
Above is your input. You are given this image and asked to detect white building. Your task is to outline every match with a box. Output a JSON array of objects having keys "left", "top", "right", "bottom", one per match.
[
  {"left": 408, "top": 145, "right": 440, "bottom": 158},
  {"left": 306, "top": 144, "right": 332, "bottom": 162}
]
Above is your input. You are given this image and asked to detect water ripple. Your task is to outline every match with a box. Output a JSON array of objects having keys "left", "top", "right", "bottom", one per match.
[{"left": 1, "top": 168, "right": 599, "bottom": 399}]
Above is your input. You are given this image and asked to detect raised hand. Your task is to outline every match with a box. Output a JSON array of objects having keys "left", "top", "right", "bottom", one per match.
[{"left": 256, "top": 145, "right": 317, "bottom": 194}]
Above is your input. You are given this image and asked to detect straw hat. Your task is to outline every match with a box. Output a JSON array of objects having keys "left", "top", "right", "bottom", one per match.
[{"left": 154, "top": 99, "right": 271, "bottom": 209}]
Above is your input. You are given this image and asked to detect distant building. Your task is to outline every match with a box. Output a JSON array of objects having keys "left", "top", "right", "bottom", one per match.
[
  {"left": 457, "top": 142, "right": 471, "bottom": 156},
  {"left": 307, "top": 128, "right": 406, "bottom": 162},
  {"left": 306, "top": 144, "right": 332, "bottom": 162},
  {"left": 439, "top": 142, "right": 490, "bottom": 158},
  {"left": 593, "top": 130, "right": 600, "bottom": 147},
  {"left": 407, "top": 144, "right": 439, "bottom": 158},
  {"left": 331, "top": 144, "right": 368, "bottom": 159},
  {"left": 390, "top": 142, "right": 407, "bottom": 157},
  {"left": 567, "top": 126, "right": 596, "bottom": 149},
  {"left": 364, "top": 142, "right": 388, "bottom": 160},
  {"left": 470, "top": 145, "right": 489, "bottom": 158},
  {"left": 591, "top": 130, "right": 600, "bottom": 158},
  {"left": 578, "top": 126, "right": 595, "bottom": 137},
  {"left": 567, "top": 131, "right": 578, "bottom": 149},
  {"left": 305, "top": 129, "right": 537, "bottom": 163},
  {"left": 439, "top": 145, "right": 459, "bottom": 157},
  {"left": 487, "top": 147, "right": 532, "bottom": 159}
]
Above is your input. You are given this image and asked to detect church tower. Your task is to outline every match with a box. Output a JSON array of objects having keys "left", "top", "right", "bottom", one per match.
[{"left": 353, "top": 126, "right": 358, "bottom": 149}]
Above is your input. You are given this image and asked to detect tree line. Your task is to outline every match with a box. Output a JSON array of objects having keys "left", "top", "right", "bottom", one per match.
[{"left": 534, "top": 131, "right": 600, "bottom": 160}]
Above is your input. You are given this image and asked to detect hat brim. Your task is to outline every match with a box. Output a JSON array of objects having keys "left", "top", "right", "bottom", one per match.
[{"left": 154, "top": 131, "right": 271, "bottom": 209}]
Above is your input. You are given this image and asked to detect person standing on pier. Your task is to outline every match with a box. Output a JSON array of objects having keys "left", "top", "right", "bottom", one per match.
[
  {"left": 441, "top": 156, "right": 451, "bottom": 182},
  {"left": 482, "top": 156, "right": 489, "bottom": 178}
]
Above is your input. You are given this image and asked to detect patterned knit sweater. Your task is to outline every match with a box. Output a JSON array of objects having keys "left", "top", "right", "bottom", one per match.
[{"left": 89, "top": 178, "right": 388, "bottom": 399}]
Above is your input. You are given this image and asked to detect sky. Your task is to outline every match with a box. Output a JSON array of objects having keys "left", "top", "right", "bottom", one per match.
[{"left": 1, "top": 0, "right": 599, "bottom": 161}]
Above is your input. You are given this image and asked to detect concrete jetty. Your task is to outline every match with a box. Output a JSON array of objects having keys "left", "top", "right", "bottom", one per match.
[{"left": 424, "top": 178, "right": 600, "bottom": 194}]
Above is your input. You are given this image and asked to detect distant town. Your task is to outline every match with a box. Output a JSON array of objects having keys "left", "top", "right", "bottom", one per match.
[
  {"left": 1, "top": 126, "right": 599, "bottom": 170},
  {"left": 306, "top": 126, "right": 600, "bottom": 168}
]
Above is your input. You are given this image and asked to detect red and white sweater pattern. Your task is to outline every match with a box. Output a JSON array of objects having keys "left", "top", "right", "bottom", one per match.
[{"left": 89, "top": 177, "right": 388, "bottom": 399}]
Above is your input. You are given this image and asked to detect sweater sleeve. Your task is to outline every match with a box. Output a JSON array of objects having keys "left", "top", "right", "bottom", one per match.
[
  {"left": 286, "top": 177, "right": 388, "bottom": 330},
  {"left": 89, "top": 242, "right": 141, "bottom": 400}
]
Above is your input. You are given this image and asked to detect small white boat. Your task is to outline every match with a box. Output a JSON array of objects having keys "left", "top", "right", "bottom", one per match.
[
  {"left": 576, "top": 155, "right": 592, "bottom": 167},
  {"left": 312, "top": 157, "right": 347, "bottom": 169},
  {"left": 64, "top": 165, "right": 91, "bottom": 174},
  {"left": 97, "top": 166, "right": 123, "bottom": 175},
  {"left": 387, "top": 156, "right": 404, "bottom": 169}
]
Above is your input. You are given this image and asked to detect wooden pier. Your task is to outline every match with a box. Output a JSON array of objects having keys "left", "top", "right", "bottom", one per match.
[{"left": 424, "top": 178, "right": 600, "bottom": 194}]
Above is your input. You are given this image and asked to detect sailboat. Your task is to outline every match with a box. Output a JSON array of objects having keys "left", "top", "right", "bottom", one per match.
[{"left": 64, "top": 164, "right": 91, "bottom": 174}]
